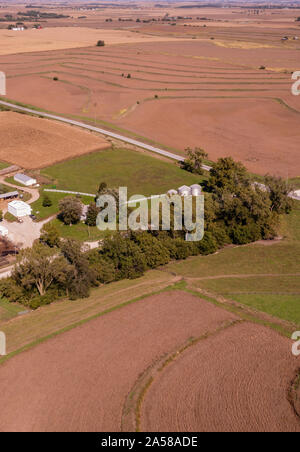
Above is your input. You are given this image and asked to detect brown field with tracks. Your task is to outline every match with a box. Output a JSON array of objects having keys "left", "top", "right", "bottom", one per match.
[
  {"left": 0, "top": 111, "right": 109, "bottom": 168},
  {"left": 141, "top": 321, "right": 300, "bottom": 432},
  {"left": 0, "top": 291, "right": 299, "bottom": 432},
  {"left": 1, "top": 20, "right": 299, "bottom": 175}
]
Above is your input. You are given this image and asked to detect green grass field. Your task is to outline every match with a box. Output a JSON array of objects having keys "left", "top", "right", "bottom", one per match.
[
  {"left": 167, "top": 202, "right": 300, "bottom": 324},
  {"left": 0, "top": 183, "right": 14, "bottom": 194},
  {"left": 0, "top": 162, "right": 10, "bottom": 171},
  {"left": 50, "top": 218, "right": 109, "bottom": 242},
  {"left": 31, "top": 191, "right": 93, "bottom": 221},
  {"left": 30, "top": 146, "right": 204, "bottom": 239},
  {"left": 0, "top": 299, "right": 25, "bottom": 322},
  {"left": 40, "top": 147, "right": 203, "bottom": 197}
]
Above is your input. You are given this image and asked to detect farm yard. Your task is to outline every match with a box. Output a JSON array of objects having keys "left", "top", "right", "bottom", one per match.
[
  {"left": 1, "top": 27, "right": 300, "bottom": 176},
  {"left": 27, "top": 146, "right": 203, "bottom": 240}
]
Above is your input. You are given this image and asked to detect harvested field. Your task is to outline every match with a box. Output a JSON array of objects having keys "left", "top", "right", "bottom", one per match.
[
  {"left": 0, "top": 291, "right": 238, "bottom": 432},
  {"left": 0, "top": 28, "right": 187, "bottom": 56},
  {"left": 141, "top": 321, "right": 300, "bottom": 432},
  {"left": 0, "top": 290, "right": 299, "bottom": 432},
  {"left": 1, "top": 34, "right": 299, "bottom": 175},
  {"left": 0, "top": 111, "right": 109, "bottom": 168}
]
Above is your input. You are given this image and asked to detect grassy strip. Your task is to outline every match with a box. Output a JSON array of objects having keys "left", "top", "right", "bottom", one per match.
[
  {"left": 133, "top": 318, "right": 241, "bottom": 432},
  {"left": 0, "top": 161, "right": 10, "bottom": 170},
  {"left": 183, "top": 285, "right": 295, "bottom": 338},
  {"left": 0, "top": 282, "right": 178, "bottom": 367}
]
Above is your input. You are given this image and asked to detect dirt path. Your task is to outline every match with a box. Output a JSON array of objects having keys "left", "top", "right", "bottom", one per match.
[{"left": 185, "top": 273, "right": 300, "bottom": 281}]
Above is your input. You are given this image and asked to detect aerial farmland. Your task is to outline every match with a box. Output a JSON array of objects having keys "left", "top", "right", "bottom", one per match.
[{"left": 0, "top": 0, "right": 299, "bottom": 435}]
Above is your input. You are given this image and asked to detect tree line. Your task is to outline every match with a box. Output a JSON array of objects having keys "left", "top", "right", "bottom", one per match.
[{"left": 0, "top": 156, "right": 294, "bottom": 309}]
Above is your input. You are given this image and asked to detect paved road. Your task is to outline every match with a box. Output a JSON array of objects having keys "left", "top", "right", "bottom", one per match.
[{"left": 0, "top": 100, "right": 213, "bottom": 168}]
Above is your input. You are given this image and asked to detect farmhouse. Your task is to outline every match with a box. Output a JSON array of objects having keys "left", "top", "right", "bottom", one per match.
[
  {"left": 0, "top": 225, "right": 8, "bottom": 237},
  {"left": 14, "top": 174, "right": 37, "bottom": 187},
  {"left": 8, "top": 200, "right": 32, "bottom": 218},
  {"left": 0, "top": 191, "right": 18, "bottom": 200}
]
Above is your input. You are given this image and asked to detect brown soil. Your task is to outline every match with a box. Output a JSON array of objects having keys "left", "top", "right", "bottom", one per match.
[
  {"left": 141, "top": 321, "right": 300, "bottom": 432},
  {"left": 0, "top": 28, "right": 185, "bottom": 56},
  {"left": 1, "top": 36, "right": 299, "bottom": 176},
  {"left": 0, "top": 111, "right": 109, "bottom": 168},
  {"left": 0, "top": 291, "right": 237, "bottom": 432}
]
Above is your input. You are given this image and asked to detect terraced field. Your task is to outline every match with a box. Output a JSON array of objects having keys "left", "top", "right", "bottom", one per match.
[{"left": 1, "top": 38, "right": 299, "bottom": 176}]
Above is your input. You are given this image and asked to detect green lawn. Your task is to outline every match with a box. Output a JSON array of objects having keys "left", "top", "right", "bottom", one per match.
[
  {"left": 0, "top": 183, "right": 14, "bottom": 194},
  {"left": 40, "top": 147, "right": 204, "bottom": 197},
  {"left": 232, "top": 294, "right": 300, "bottom": 325},
  {"left": 167, "top": 202, "right": 300, "bottom": 324},
  {"left": 0, "top": 298, "right": 26, "bottom": 322},
  {"left": 196, "top": 275, "right": 300, "bottom": 294},
  {"left": 31, "top": 146, "right": 204, "bottom": 240},
  {"left": 50, "top": 218, "right": 110, "bottom": 242},
  {"left": 31, "top": 191, "right": 93, "bottom": 221},
  {"left": 195, "top": 275, "right": 300, "bottom": 324},
  {"left": 0, "top": 162, "right": 10, "bottom": 171}
]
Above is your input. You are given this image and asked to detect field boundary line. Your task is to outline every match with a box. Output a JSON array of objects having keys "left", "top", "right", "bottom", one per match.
[
  {"left": 185, "top": 273, "right": 300, "bottom": 280},
  {"left": 0, "top": 281, "right": 182, "bottom": 367},
  {"left": 184, "top": 284, "right": 299, "bottom": 336},
  {"left": 0, "top": 98, "right": 192, "bottom": 164},
  {"left": 121, "top": 318, "right": 242, "bottom": 432}
]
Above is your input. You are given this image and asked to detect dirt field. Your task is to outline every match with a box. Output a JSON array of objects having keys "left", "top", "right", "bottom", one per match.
[
  {"left": 0, "top": 290, "right": 299, "bottom": 432},
  {"left": 0, "top": 291, "right": 237, "bottom": 432},
  {"left": 1, "top": 21, "right": 299, "bottom": 176},
  {"left": 0, "top": 111, "right": 109, "bottom": 168},
  {"left": 0, "top": 28, "right": 190, "bottom": 56},
  {"left": 141, "top": 321, "right": 300, "bottom": 432}
]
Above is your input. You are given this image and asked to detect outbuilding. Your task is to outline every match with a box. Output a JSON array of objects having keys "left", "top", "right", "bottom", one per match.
[
  {"left": 8, "top": 200, "right": 32, "bottom": 218},
  {"left": 178, "top": 185, "right": 192, "bottom": 197},
  {"left": 0, "top": 225, "right": 8, "bottom": 237},
  {"left": 14, "top": 173, "right": 37, "bottom": 187},
  {"left": 190, "top": 184, "right": 202, "bottom": 196},
  {"left": 167, "top": 189, "right": 178, "bottom": 196},
  {"left": 0, "top": 191, "right": 18, "bottom": 200}
]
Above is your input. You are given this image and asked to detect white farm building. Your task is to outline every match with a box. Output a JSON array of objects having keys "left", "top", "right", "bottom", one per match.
[
  {"left": 8, "top": 200, "right": 32, "bottom": 218},
  {"left": 14, "top": 174, "right": 37, "bottom": 187}
]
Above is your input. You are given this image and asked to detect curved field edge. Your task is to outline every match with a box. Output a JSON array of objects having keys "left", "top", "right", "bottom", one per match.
[
  {"left": 121, "top": 318, "right": 242, "bottom": 432},
  {"left": 288, "top": 369, "right": 300, "bottom": 420}
]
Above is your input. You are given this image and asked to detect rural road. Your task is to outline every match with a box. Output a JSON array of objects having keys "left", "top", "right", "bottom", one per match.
[{"left": 0, "top": 99, "right": 212, "bottom": 171}]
